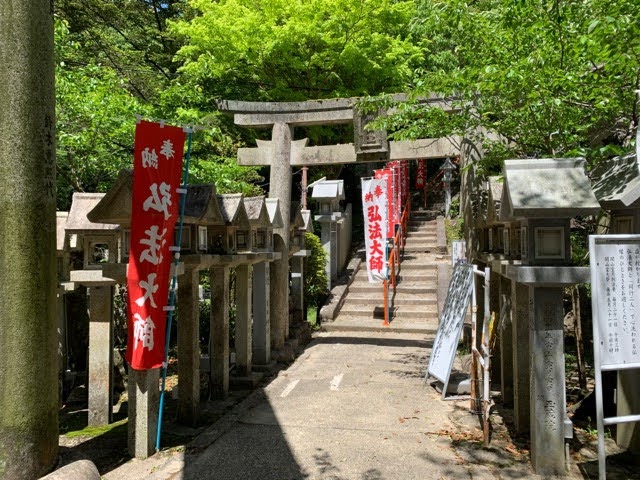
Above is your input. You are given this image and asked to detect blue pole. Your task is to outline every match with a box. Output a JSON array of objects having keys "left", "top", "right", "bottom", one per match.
[{"left": 156, "top": 128, "right": 193, "bottom": 452}]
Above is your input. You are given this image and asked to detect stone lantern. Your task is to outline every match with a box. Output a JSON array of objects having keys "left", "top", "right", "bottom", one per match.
[
  {"left": 311, "top": 179, "right": 345, "bottom": 288},
  {"left": 290, "top": 202, "right": 306, "bottom": 253},
  {"left": 499, "top": 157, "right": 600, "bottom": 475},
  {"left": 214, "top": 194, "right": 251, "bottom": 254},
  {"left": 440, "top": 157, "right": 456, "bottom": 218}
]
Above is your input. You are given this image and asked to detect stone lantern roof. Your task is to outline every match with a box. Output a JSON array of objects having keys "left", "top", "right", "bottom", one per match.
[
  {"left": 310, "top": 179, "right": 345, "bottom": 201},
  {"left": 300, "top": 209, "right": 313, "bottom": 232},
  {"left": 86, "top": 169, "right": 225, "bottom": 227},
  {"left": 290, "top": 202, "right": 306, "bottom": 230},
  {"left": 499, "top": 158, "right": 600, "bottom": 221},
  {"left": 591, "top": 152, "right": 640, "bottom": 209},
  {"left": 243, "top": 196, "right": 271, "bottom": 228},
  {"left": 265, "top": 198, "right": 284, "bottom": 229},
  {"left": 56, "top": 212, "right": 69, "bottom": 253},
  {"left": 217, "top": 194, "right": 251, "bottom": 229},
  {"left": 486, "top": 176, "right": 504, "bottom": 225},
  {"left": 66, "top": 193, "right": 119, "bottom": 233}
]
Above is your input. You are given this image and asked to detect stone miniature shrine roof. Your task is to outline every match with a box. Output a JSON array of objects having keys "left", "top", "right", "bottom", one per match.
[
  {"left": 311, "top": 180, "right": 345, "bottom": 201},
  {"left": 87, "top": 170, "right": 225, "bottom": 227},
  {"left": 265, "top": 198, "right": 284, "bottom": 229},
  {"left": 67, "top": 193, "right": 119, "bottom": 232},
  {"left": 243, "top": 196, "right": 271, "bottom": 227},
  {"left": 499, "top": 158, "right": 600, "bottom": 220},
  {"left": 290, "top": 202, "right": 306, "bottom": 229},
  {"left": 591, "top": 153, "right": 640, "bottom": 210},
  {"left": 301, "top": 209, "right": 313, "bottom": 232},
  {"left": 217, "top": 194, "right": 251, "bottom": 229},
  {"left": 486, "top": 176, "right": 503, "bottom": 225},
  {"left": 56, "top": 212, "right": 68, "bottom": 252}
]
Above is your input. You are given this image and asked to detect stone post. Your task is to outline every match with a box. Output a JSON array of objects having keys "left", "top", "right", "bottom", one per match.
[
  {"left": 177, "top": 268, "right": 200, "bottom": 427},
  {"left": 252, "top": 262, "right": 271, "bottom": 366},
  {"left": 210, "top": 267, "right": 230, "bottom": 399},
  {"left": 268, "top": 122, "right": 292, "bottom": 349},
  {"left": 270, "top": 235, "right": 288, "bottom": 349},
  {"left": 235, "top": 264, "right": 252, "bottom": 377},
  {"left": 127, "top": 368, "right": 159, "bottom": 459},
  {"left": 87, "top": 284, "right": 114, "bottom": 426},
  {"left": 499, "top": 276, "right": 513, "bottom": 407},
  {"left": 290, "top": 254, "right": 304, "bottom": 325},
  {"left": 0, "top": 2, "right": 59, "bottom": 477},
  {"left": 529, "top": 287, "right": 566, "bottom": 475},
  {"left": 489, "top": 267, "right": 501, "bottom": 381},
  {"left": 511, "top": 280, "right": 530, "bottom": 433}
]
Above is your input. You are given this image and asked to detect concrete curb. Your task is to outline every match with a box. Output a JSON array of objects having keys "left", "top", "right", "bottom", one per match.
[
  {"left": 319, "top": 255, "right": 362, "bottom": 324},
  {"left": 39, "top": 460, "right": 100, "bottom": 480}
]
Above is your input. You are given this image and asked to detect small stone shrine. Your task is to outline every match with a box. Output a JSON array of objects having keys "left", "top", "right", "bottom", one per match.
[{"left": 311, "top": 179, "right": 345, "bottom": 288}]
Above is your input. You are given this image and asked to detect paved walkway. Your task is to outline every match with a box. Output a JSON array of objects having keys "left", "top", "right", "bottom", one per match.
[{"left": 105, "top": 331, "right": 555, "bottom": 480}]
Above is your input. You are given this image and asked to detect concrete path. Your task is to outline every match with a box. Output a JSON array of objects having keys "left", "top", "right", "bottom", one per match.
[{"left": 105, "top": 331, "right": 551, "bottom": 480}]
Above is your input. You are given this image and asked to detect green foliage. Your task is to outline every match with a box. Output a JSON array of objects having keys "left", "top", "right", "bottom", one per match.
[
  {"left": 368, "top": 0, "right": 639, "bottom": 170},
  {"left": 445, "top": 219, "right": 463, "bottom": 244},
  {"left": 170, "top": 0, "right": 423, "bottom": 102},
  {"left": 55, "top": 18, "right": 149, "bottom": 209},
  {"left": 303, "top": 232, "right": 329, "bottom": 308}
]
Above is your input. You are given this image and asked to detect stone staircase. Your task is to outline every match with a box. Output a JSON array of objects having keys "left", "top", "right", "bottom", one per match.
[{"left": 322, "top": 210, "right": 449, "bottom": 334}]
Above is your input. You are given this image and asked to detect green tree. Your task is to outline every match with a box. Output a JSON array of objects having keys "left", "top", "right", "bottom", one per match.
[{"left": 372, "top": 0, "right": 639, "bottom": 172}]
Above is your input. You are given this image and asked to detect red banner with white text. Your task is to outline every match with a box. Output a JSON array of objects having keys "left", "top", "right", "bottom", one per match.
[{"left": 126, "top": 120, "right": 185, "bottom": 370}]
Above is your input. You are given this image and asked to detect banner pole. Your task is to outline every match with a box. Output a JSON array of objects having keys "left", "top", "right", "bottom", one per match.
[{"left": 156, "top": 127, "right": 193, "bottom": 452}]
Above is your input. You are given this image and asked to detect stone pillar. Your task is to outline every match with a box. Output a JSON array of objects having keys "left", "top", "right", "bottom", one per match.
[
  {"left": 127, "top": 368, "right": 159, "bottom": 459},
  {"left": 177, "top": 268, "right": 200, "bottom": 427},
  {"left": 235, "top": 264, "right": 252, "bottom": 377},
  {"left": 87, "top": 284, "right": 114, "bottom": 426},
  {"left": 57, "top": 289, "right": 68, "bottom": 404},
  {"left": 499, "top": 276, "right": 514, "bottom": 408},
  {"left": 270, "top": 235, "right": 288, "bottom": 349},
  {"left": 529, "top": 287, "right": 566, "bottom": 475},
  {"left": 511, "top": 280, "right": 530, "bottom": 433},
  {"left": 330, "top": 218, "right": 339, "bottom": 283},
  {"left": 0, "top": 2, "right": 59, "bottom": 477},
  {"left": 210, "top": 267, "right": 230, "bottom": 399},
  {"left": 290, "top": 255, "right": 304, "bottom": 325},
  {"left": 268, "top": 122, "right": 292, "bottom": 349},
  {"left": 252, "top": 262, "right": 271, "bottom": 366},
  {"left": 617, "top": 370, "right": 640, "bottom": 453}
]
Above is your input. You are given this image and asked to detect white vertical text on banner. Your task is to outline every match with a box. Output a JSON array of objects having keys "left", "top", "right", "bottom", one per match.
[
  {"left": 361, "top": 177, "right": 388, "bottom": 283},
  {"left": 126, "top": 120, "right": 185, "bottom": 370}
]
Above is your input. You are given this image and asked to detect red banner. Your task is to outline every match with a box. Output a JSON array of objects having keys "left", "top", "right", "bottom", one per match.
[
  {"left": 126, "top": 120, "right": 185, "bottom": 370},
  {"left": 415, "top": 159, "right": 426, "bottom": 189}
]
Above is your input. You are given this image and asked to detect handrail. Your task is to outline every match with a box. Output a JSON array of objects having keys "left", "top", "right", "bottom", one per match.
[{"left": 382, "top": 196, "right": 411, "bottom": 326}]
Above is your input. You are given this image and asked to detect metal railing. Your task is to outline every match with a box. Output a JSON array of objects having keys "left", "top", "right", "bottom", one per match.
[{"left": 382, "top": 196, "right": 411, "bottom": 326}]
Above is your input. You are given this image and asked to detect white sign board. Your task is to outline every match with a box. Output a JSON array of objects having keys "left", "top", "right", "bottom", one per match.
[
  {"left": 426, "top": 263, "right": 474, "bottom": 393},
  {"left": 589, "top": 234, "right": 640, "bottom": 480},
  {"left": 361, "top": 177, "right": 389, "bottom": 283},
  {"left": 451, "top": 240, "right": 466, "bottom": 265},
  {"left": 590, "top": 235, "right": 640, "bottom": 367}
]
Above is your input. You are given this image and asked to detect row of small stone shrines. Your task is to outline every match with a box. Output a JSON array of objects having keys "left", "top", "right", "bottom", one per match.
[{"left": 56, "top": 169, "right": 313, "bottom": 459}]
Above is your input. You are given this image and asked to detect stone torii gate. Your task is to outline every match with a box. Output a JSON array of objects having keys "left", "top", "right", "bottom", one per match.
[{"left": 217, "top": 95, "right": 462, "bottom": 350}]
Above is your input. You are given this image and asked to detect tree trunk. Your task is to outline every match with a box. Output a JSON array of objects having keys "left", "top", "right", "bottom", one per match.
[{"left": 0, "top": 1, "right": 59, "bottom": 478}]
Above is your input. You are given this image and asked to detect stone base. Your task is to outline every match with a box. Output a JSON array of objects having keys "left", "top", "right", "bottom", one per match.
[
  {"left": 229, "top": 372, "right": 264, "bottom": 390},
  {"left": 252, "top": 361, "right": 278, "bottom": 373}
]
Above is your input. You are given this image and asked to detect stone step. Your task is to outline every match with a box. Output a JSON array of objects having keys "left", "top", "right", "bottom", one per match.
[
  {"left": 322, "top": 315, "right": 439, "bottom": 335},
  {"left": 345, "top": 293, "right": 437, "bottom": 305},
  {"left": 349, "top": 283, "right": 437, "bottom": 295},
  {"left": 339, "top": 304, "right": 438, "bottom": 319},
  {"left": 354, "top": 271, "right": 436, "bottom": 283},
  {"left": 403, "top": 245, "right": 439, "bottom": 253}
]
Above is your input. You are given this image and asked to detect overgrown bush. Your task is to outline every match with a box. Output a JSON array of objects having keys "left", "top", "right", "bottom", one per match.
[{"left": 303, "top": 232, "right": 329, "bottom": 310}]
